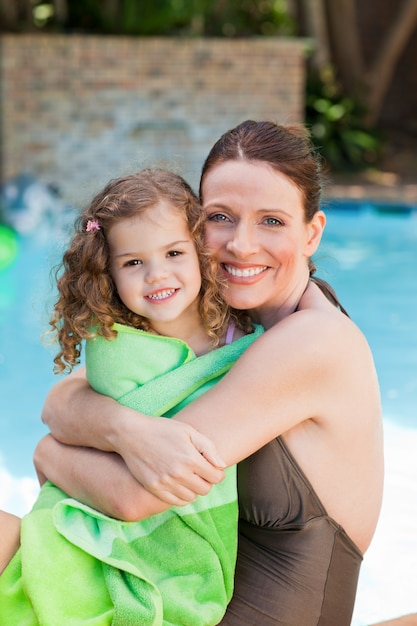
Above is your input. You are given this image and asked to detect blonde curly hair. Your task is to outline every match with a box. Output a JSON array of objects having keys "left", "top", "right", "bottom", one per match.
[{"left": 50, "top": 168, "right": 252, "bottom": 374}]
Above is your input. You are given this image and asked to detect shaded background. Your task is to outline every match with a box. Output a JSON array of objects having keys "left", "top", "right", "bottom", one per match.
[
  {"left": 0, "top": 2, "right": 417, "bottom": 624},
  {"left": 1, "top": 0, "right": 417, "bottom": 201}
]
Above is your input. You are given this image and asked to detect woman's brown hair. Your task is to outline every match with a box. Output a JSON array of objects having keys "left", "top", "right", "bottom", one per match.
[{"left": 199, "top": 120, "right": 349, "bottom": 316}]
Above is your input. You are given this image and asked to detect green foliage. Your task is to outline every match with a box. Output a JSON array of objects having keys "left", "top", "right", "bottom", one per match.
[
  {"left": 200, "top": 0, "right": 296, "bottom": 37},
  {"left": 306, "top": 70, "right": 383, "bottom": 172},
  {"left": 10, "top": 0, "right": 296, "bottom": 37},
  {"left": 3, "top": 1, "right": 384, "bottom": 175},
  {"left": 65, "top": 0, "right": 108, "bottom": 32}
]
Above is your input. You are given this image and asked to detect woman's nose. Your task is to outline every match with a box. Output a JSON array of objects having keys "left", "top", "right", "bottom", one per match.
[{"left": 226, "top": 223, "right": 259, "bottom": 257}]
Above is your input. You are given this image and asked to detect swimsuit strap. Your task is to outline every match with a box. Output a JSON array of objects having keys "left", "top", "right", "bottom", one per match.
[
  {"left": 294, "top": 277, "right": 311, "bottom": 313},
  {"left": 224, "top": 319, "right": 236, "bottom": 345}
]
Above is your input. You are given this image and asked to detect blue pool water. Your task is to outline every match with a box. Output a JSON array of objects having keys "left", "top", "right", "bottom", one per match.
[
  {"left": 0, "top": 234, "right": 63, "bottom": 477},
  {"left": 317, "top": 204, "right": 417, "bottom": 428},
  {"left": 0, "top": 203, "right": 417, "bottom": 623}
]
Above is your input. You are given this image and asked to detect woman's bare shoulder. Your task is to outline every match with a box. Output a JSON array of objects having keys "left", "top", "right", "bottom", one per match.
[
  {"left": 242, "top": 291, "right": 375, "bottom": 409},
  {"left": 262, "top": 295, "right": 364, "bottom": 357}
]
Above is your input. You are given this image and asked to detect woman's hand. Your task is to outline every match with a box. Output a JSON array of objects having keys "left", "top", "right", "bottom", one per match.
[
  {"left": 42, "top": 369, "right": 226, "bottom": 507},
  {"left": 113, "top": 414, "right": 227, "bottom": 506},
  {"left": 34, "top": 434, "right": 172, "bottom": 521}
]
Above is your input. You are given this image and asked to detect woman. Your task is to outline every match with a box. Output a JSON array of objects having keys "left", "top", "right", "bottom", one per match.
[{"left": 38, "top": 120, "right": 384, "bottom": 625}]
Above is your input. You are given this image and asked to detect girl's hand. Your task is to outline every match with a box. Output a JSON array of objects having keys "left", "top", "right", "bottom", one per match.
[{"left": 114, "top": 415, "right": 227, "bottom": 506}]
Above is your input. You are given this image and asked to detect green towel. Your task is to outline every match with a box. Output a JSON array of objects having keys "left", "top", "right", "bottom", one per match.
[{"left": 0, "top": 323, "right": 263, "bottom": 625}]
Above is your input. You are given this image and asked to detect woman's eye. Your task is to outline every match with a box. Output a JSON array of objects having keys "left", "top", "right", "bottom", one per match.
[
  {"left": 264, "top": 217, "right": 283, "bottom": 226},
  {"left": 207, "top": 212, "right": 230, "bottom": 223}
]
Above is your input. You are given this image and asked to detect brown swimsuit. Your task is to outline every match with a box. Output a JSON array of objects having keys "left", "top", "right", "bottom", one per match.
[{"left": 219, "top": 437, "right": 363, "bottom": 626}]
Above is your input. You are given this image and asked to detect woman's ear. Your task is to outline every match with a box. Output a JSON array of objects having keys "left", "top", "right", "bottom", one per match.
[{"left": 304, "top": 210, "right": 326, "bottom": 256}]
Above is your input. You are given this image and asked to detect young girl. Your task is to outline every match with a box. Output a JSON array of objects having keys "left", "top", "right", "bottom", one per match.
[
  {"left": 0, "top": 168, "right": 262, "bottom": 625},
  {"left": 51, "top": 167, "right": 250, "bottom": 373}
]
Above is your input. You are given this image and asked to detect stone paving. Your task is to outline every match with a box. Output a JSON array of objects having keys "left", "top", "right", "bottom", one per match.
[{"left": 325, "top": 170, "right": 417, "bottom": 205}]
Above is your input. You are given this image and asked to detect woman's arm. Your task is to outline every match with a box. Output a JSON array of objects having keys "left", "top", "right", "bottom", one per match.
[
  {"left": 42, "top": 369, "right": 226, "bottom": 505},
  {"left": 44, "top": 305, "right": 357, "bottom": 501},
  {"left": 116, "top": 309, "right": 340, "bottom": 468},
  {"left": 34, "top": 434, "right": 182, "bottom": 520}
]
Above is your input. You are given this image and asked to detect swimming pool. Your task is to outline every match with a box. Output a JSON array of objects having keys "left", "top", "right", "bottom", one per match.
[
  {"left": 318, "top": 202, "right": 417, "bottom": 428},
  {"left": 0, "top": 202, "right": 416, "bottom": 623}
]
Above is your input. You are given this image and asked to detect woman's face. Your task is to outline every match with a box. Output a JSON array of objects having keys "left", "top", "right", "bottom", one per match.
[{"left": 202, "top": 160, "right": 325, "bottom": 325}]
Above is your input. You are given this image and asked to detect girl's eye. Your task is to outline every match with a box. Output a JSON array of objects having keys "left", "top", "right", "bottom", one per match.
[
  {"left": 125, "top": 259, "right": 142, "bottom": 267},
  {"left": 167, "top": 250, "right": 182, "bottom": 258}
]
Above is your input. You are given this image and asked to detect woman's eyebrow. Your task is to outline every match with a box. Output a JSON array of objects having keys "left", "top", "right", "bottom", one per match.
[{"left": 204, "top": 202, "right": 230, "bottom": 210}]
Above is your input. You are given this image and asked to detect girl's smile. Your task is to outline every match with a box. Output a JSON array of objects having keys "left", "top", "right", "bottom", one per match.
[
  {"left": 108, "top": 200, "right": 204, "bottom": 339},
  {"left": 145, "top": 288, "right": 178, "bottom": 301}
]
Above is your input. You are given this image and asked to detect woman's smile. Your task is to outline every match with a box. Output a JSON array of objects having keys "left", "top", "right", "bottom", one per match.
[
  {"left": 221, "top": 263, "right": 269, "bottom": 280},
  {"left": 202, "top": 159, "right": 323, "bottom": 318}
]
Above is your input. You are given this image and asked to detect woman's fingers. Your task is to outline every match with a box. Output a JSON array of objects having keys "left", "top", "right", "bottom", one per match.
[
  {"left": 117, "top": 417, "right": 226, "bottom": 503},
  {"left": 154, "top": 480, "right": 210, "bottom": 507},
  {"left": 190, "top": 430, "right": 227, "bottom": 470},
  {"left": 151, "top": 469, "right": 223, "bottom": 507},
  {"left": 142, "top": 450, "right": 225, "bottom": 504}
]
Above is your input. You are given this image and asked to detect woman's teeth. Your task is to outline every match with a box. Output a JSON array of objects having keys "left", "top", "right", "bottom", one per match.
[{"left": 224, "top": 265, "right": 267, "bottom": 277}]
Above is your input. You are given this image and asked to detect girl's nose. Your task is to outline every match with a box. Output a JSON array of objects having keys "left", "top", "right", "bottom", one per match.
[
  {"left": 226, "top": 222, "right": 259, "bottom": 258},
  {"left": 145, "top": 261, "right": 169, "bottom": 284}
]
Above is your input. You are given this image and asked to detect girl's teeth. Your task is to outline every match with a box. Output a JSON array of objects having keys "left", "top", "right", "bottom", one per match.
[
  {"left": 224, "top": 265, "right": 267, "bottom": 277},
  {"left": 148, "top": 289, "right": 175, "bottom": 300}
]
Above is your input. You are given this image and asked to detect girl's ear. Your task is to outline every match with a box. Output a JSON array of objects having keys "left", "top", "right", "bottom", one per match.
[{"left": 304, "top": 210, "right": 326, "bottom": 256}]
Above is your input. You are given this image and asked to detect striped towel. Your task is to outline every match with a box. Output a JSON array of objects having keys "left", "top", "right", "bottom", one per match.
[{"left": 0, "top": 323, "right": 262, "bottom": 625}]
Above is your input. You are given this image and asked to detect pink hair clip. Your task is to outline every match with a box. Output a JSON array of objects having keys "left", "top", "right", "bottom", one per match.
[{"left": 86, "top": 219, "right": 101, "bottom": 233}]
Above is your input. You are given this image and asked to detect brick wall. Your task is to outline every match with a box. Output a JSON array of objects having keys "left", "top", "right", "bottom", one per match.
[{"left": 0, "top": 35, "right": 306, "bottom": 207}]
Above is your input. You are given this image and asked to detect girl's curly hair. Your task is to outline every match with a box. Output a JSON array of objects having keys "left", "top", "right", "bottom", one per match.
[{"left": 50, "top": 168, "right": 252, "bottom": 374}]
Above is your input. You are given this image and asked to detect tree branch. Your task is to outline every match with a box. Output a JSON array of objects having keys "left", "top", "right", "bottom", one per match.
[{"left": 364, "top": 0, "right": 417, "bottom": 125}]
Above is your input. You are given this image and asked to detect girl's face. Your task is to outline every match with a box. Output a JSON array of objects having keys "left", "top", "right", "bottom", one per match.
[
  {"left": 108, "top": 200, "right": 202, "bottom": 338},
  {"left": 202, "top": 160, "right": 325, "bottom": 327}
]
